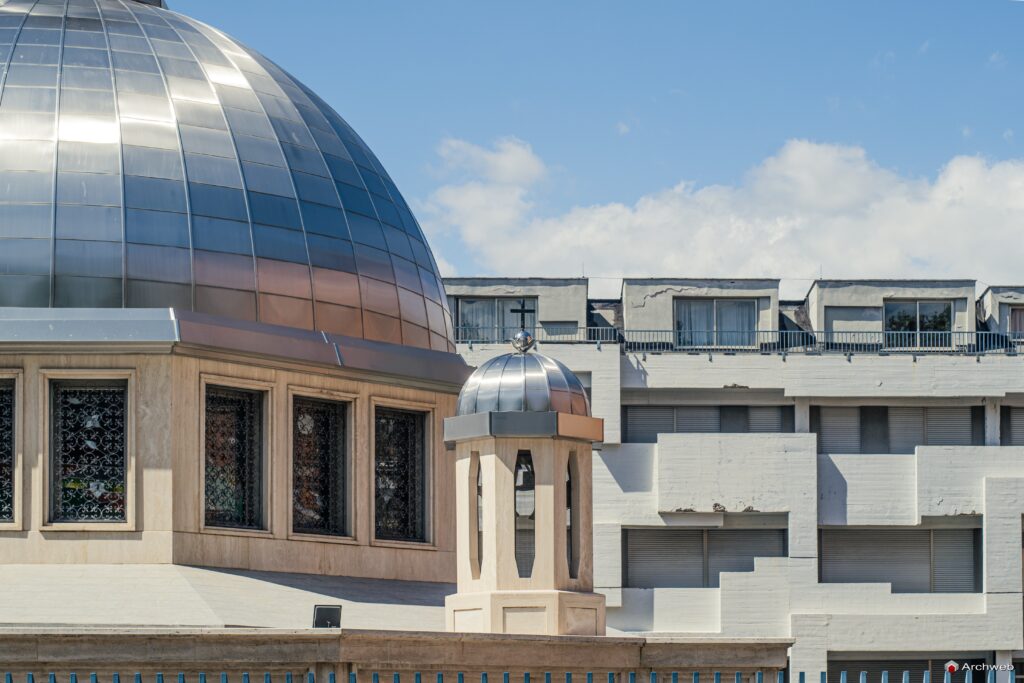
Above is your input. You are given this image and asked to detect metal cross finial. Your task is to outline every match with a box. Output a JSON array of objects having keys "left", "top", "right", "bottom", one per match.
[{"left": 510, "top": 298, "right": 535, "bottom": 331}]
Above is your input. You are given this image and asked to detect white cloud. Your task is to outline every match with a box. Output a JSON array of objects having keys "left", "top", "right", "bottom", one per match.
[
  {"left": 616, "top": 122, "right": 631, "bottom": 136},
  {"left": 420, "top": 138, "right": 1024, "bottom": 288},
  {"left": 961, "top": 125, "right": 973, "bottom": 138},
  {"left": 434, "top": 136, "right": 545, "bottom": 186}
]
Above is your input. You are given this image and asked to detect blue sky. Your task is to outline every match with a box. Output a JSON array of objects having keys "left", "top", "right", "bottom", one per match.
[{"left": 173, "top": 1, "right": 1024, "bottom": 293}]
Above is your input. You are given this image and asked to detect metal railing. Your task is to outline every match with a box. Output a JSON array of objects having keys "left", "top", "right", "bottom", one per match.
[
  {"left": 454, "top": 326, "right": 620, "bottom": 345},
  {"left": 0, "top": 671, "right": 1006, "bottom": 683},
  {"left": 621, "top": 330, "right": 1024, "bottom": 355},
  {"left": 453, "top": 327, "right": 1024, "bottom": 356}
]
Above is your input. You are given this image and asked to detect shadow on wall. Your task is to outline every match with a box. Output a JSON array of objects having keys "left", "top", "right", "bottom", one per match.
[
  {"left": 817, "top": 455, "right": 849, "bottom": 525},
  {"left": 191, "top": 567, "right": 455, "bottom": 606},
  {"left": 599, "top": 446, "right": 655, "bottom": 493}
]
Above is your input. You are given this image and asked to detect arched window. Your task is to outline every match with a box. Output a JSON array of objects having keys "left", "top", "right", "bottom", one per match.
[
  {"left": 566, "top": 451, "right": 580, "bottom": 579},
  {"left": 514, "top": 450, "right": 535, "bottom": 578}
]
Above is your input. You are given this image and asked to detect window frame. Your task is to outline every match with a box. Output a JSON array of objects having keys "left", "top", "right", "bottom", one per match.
[
  {"left": 198, "top": 374, "right": 274, "bottom": 538},
  {"left": 883, "top": 298, "right": 955, "bottom": 348},
  {"left": 286, "top": 385, "right": 358, "bottom": 545},
  {"left": 452, "top": 295, "right": 539, "bottom": 343},
  {"left": 1009, "top": 305, "right": 1024, "bottom": 338},
  {"left": 673, "top": 297, "right": 759, "bottom": 348},
  {"left": 38, "top": 369, "right": 136, "bottom": 532},
  {"left": 369, "top": 396, "right": 436, "bottom": 549},
  {"left": 0, "top": 371, "right": 23, "bottom": 532}
]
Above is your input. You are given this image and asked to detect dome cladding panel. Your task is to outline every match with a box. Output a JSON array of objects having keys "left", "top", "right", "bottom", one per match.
[
  {"left": 0, "top": 0, "right": 455, "bottom": 353},
  {"left": 456, "top": 353, "right": 591, "bottom": 417}
]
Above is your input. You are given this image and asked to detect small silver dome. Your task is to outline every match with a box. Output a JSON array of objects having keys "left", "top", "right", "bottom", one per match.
[{"left": 456, "top": 352, "right": 590, "bottom": 417}]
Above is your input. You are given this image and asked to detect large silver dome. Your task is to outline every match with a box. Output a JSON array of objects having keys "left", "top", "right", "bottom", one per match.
[
  {"left": 456, "top": 352, "right": 591, "bottom": 417},
  {"left": 0, "top": 0, "right": 454, "bottom": 352}
]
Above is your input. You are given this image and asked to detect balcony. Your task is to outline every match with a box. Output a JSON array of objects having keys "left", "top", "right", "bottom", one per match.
[{"left": 453, "top": 327, "right": 1024, "bottom": 356}]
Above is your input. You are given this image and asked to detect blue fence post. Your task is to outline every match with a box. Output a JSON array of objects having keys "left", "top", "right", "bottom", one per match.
[
  {"left": 70, "top": 673, "right": 78, "bottom": 683},
  {"left": 309, "top": 673, "right": 316, "bottom": 683},
  {"left": 651, "top": 672, "right": 657, "bottom": 683},
  {"left": 329, "top": 674, "right": 336, "bottom": 683},
  {"left": 394, "top": 674, "right": 400, "bottom": 683},
  {"left": 504, "top": 674, "right": 510, "bottom": 683},
  {"left": 92, "top": 673, "right": 99, "bottom": 683},
  {"left": 735, "top": 673, "right": 741, "bottom": 683},
  {"left": 882, "top": 671, "right": 889, "bottom": 683},
  {"left": 566, "top": 673, "right": 571, "bottom": 683},
  {"left": 523, "top": 673, "right": 528, "bottom": 683},
  {"left": 692, "top": 672, "right": 699, "bottom": 683},
  {"left": 114, "top": 675, "right": 121, "bottom": 683},
  {"left": 965, "top": 669, "right": 973, "bottom": 683},
  {"left": 26, "top": 675, "right": 33, "bottom": 683},
  {"left": 757, "top": 671, "right": 763, "bottom": 683},
  {"left": 350, "top": 674, "right": 356, "bottom": 683},
  {"left": 945, "top": 669, "right": 951, "bottom": 683},
  {"left": 482, "top": 673, "right": 488, "bottom": 683},
  {"left": 924, "top": 669, "right": 931, "bottom": 683},
  {"left": 240, "top": 673, "right": 247, "bottom": 683},
  {"left": 986, "top": 671, "right": 995, "bottom": 683},
  {"left": 714, "top": 673, "right": 720, "bottom": 683},
  {"left": 220, "top": 674, "right": 226, "bottom": 683},
  {"left": 199, "top": 675, "right": 206, "bottom": 683},
  {"left": 180, "top": 674, "right": 187, "bottom": 683},
  {"left": 860, "top": 671, "right": 867, "bottom": 683},
  {"left": 798, "top": 672, "right": 805, "bottom": 683},
  {"left": 904, "top": 672, "right": 911, "bottom": 683},
  {"left": 373, "top": 673, "right": 379, "bottom": 683},
  {"left": 840, "top": 671, "right": 846, "bottom": 683}
]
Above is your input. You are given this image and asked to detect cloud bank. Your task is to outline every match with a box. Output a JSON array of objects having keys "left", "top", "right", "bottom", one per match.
[{"left": 420, "top": 137, "right": 1024, "bottom": 295}]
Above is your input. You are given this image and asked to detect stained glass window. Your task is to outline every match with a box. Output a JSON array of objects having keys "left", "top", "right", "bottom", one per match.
[
  {"left": 204, "top": 385, "right": 263, "bottom": 530},
  {"left": 0, "top": 382, "right": 14, "bottom": 523},
  {"left": 374, "top": 407, "right": 426, "bottom": 542},
  {"left": 292, "top": 397, "right": 347, "bottom": 536},
  {"left": 50, "top": 380, "right": 127, "bottom": 523}
]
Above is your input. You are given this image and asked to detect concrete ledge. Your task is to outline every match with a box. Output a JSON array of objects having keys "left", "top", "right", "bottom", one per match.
[{"left": 0, "top": 628, "right": 793, "bottom": 675}]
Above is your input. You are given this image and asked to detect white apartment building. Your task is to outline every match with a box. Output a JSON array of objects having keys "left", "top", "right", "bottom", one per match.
[{"left": 445, "top": 276, "right": 1024, "bottom": 681}]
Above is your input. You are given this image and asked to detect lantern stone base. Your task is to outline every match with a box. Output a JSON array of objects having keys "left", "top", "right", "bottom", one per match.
[{"left": 445, "top": 590, "right": 606, "bottom": 636}]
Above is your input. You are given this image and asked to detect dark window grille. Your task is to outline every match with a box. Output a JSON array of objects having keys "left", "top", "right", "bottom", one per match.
[
  {"left": 204, "top": 385, "right": 263, "bottom": 530},
  {"left": 374, "top": 407, "right": 426, "bottom": 542},
  {"left": 514, "top": 450, "right": 536, "bottom": 578},
  {"left": 292, "top": 397, "right": 347, "bottom": 536},
  {"left": 50, "top": 381, "right": 128, "bottom": 523},
  {"left": 0, "top": 382, "right": 14, "bottom": 523}
]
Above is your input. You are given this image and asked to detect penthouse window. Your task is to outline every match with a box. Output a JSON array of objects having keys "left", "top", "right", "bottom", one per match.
[
  {"left": 451, "top": 297, "right": 538, "bottom": 343},
  {"left": 623, "top": 527, "right": 787, "bottom": 588},
  {"left": 675, "top": 298, "right": 756, "bottom": 347},
  {"left": 820, "top": 527, "right": 981, "bottom": 593},
  {"left": 884, "top": 300, "right": 952, "bottom": 347}
]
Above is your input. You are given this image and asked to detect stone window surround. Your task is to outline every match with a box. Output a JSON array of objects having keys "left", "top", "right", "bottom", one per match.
[
  {"left": 0, "top": 370, "right": 22, "bottom": 532},
  {"left": 37, "top": 369, "right": 136, "bottom": 533},
  {"left": 198, "top": 374, "right": 274, "bottom": 540},
  {"left": 369, "top": 396, "right": 437, "bottom": 551},
  {"left": 285, "top": 385, "right": 359, "bottom": 546}
]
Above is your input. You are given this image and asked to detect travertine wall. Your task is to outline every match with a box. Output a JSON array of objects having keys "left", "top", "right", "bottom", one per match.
[{"left": 0, "top": 345, "right": 459, "bottom": 583}]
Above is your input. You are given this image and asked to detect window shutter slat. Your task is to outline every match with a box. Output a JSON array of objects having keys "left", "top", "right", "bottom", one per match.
[
  {"left": 1010, "top": 407, "right": 1024, "bottom": 446},
  {"left": 889, "top": 407, "right": 925, "bottom": 454},
  {"left": 748, "top": 406, "right": 783, "bottom": 433},
  {"left": 820, "top": 529, "right": 930, "bottom": 592},
  {"left": 624, "top": 406, "right": 675, "bottom": 443},
  {"left": 674, "top": 406, "right": 720, "bottom": 433},
  {"left": 925, "top": 407, "right": 972, "bottom": 445},
  {"left": 624, "top": 528, "right": 703, "bottom": 588},
  {"left": 819, "top": 407, "right": 861, "bottom": 454},
  {"left": 932, "top": 529, "right": 977, "bottom": 592},
  {"left": 707, "top": 529, "right": 785, "bottom": 588}
]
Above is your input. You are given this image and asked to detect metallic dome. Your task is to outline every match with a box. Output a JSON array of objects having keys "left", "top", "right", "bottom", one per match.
[
  {"left": 0, "top": 0, "right": 454, "bottom": 352},
  {"left": 456, "top": 352, "right": 591, "bottom": 417}
]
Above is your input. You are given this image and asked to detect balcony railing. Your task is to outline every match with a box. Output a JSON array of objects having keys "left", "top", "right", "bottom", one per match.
[
  {"left": 622, "top": 330, "right": 1024, "bottom": 355},
  {"left": 454, "top": 327, "right": 1024, "bottom": 356},
  {"left": 454, "top": 326, "right": 621, "bottom": 345}
]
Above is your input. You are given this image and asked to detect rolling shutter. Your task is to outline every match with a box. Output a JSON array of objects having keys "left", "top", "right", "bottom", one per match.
[
  {"left": 624, "top": 528, "right": 703, "bottom": 588},
  {"left": 932, "top": 528, "right": 977, "bottom": 593},
  {"left": 749, "top": 407, "right": 783, "bottom": 432},
  {"left": 674, "top": 406, "right": 720, "bottom": 433},
  {"left": 624, "top": 406, "right": 674, "bottom": 443},
  {"left": 820, "top": 529, "right": 930, "bottom": 592},
  {"left": 819, "top": 407, "right": 861, "bottom": 454},
  {"left": 925, "top": 407, "right": 972, "bottom": 445},
  {"left": 707, "top": 529, "right": 786, "bottom": 588},
  {"left": 1010, "top": 407, "right": 1024, "bottom": 446},
  {"left": 888, "top": 407, "right": 925, "bottom": 454}
]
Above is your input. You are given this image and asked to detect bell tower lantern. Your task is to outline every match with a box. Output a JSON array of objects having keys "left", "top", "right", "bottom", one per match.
[{"left": 444, "top": 331, "right": 606, "bottom": 636}]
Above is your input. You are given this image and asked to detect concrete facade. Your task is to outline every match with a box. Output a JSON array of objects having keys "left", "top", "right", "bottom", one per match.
[{"left": 449, "top": 276, "right": 1024, "bottom": 678}]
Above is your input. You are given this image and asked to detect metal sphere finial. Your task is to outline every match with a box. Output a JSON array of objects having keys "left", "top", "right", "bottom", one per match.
[{"left": 511, "top": 329, "right": 536, "bottom": 354}]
